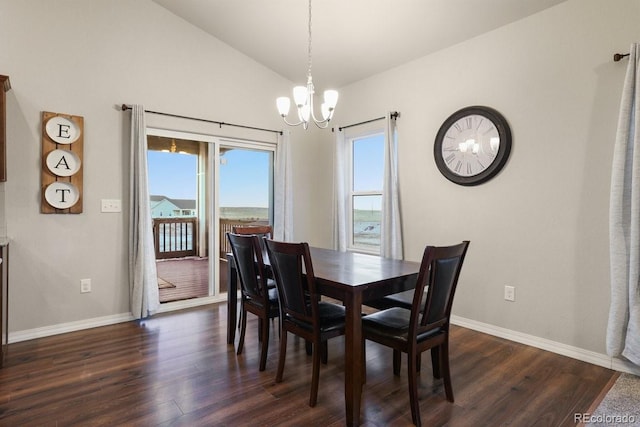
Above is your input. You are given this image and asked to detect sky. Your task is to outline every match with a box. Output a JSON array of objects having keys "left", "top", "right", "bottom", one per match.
[
  {"left": 148, "top": 148, "right": 270, "bottom": 207},
  {"left": 353, "top": 134, "right": 384, "bottom": 210},
  {"left": 147, "top": 134, "right": 383, "bottom": 209}
]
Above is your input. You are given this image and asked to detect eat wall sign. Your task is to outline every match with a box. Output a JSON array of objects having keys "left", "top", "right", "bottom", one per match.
[{"left": 41, "top": 111, "right": 83, "bottom": 214}]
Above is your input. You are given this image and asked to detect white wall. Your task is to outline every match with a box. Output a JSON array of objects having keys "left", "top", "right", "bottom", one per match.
[
  {"left": 328, "top": 0, "right": 639, "bottom": 355},
  {"left": 0, "top": 0, "right": 321, "bottom": 333}
]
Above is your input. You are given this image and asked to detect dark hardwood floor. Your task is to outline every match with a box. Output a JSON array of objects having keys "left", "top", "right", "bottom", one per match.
[{"left": 0, "top": 302, "right": 616, "bottom": 426}]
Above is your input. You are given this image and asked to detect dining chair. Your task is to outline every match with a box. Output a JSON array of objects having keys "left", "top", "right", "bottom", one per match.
[
  {"left": 231, "top": 225, "right": 275, "bottom": 329},
  {"left": 362, "top": 241, "right": 469, "bottom": 427},
  {"left": 227, "top": 232, "right": 279, "bottom": 371},
  {"left": 264, "top": 239, "right": 346, "bottom": 407}
]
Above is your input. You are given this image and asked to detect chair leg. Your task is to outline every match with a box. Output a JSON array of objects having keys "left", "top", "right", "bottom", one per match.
[
  {"left": 393, "top": 349, "right": 401, "bottom": 376},
  {"left": 309, "top": 340, "right": 321, "bottom": 407},
  {"left": 275, "top": 329, "right": 288, "bottom": 383},
  {"left": 237, "top": 304, "right": 247, "bottom": 356},
  {"left": 259, "top": 315, "right": 270, "bottom": 371},
  {"left": 321, "top": 341, "right": 328, "bottom": 364},
  {"left": 305, "top": 340, "right": 312, "bottom": 356},
  {"left": 440, "top": 342, "right": 454, "bottom": 402},
  {"left": 407, "top": 350, "right": 421, "bottom": 427},
  {"left": 431, "top": 346, "right": 441, "bottom": 379}
]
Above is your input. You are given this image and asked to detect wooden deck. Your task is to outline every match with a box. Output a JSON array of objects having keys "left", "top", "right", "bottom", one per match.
[{"left": 156, "top": 257, "right": 228, "bottom": 303}]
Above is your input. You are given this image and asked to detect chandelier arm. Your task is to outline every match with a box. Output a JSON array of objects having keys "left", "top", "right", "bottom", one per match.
[
  {"left": 282, "top": 115, "right": 305, "bottom": 127},
  {"left": 306, "top": 77, "right": 330, "bottom": 125},
  {"left": 313, "top": 119, "right": 331, "bottom": 129}
]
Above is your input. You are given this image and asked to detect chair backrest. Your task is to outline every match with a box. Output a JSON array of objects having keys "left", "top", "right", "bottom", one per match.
[
  {"left": 265, "top": 239, "right": 317, "bottom": 326},
  {"left": 227, "top": 233, "right": 270, "bottom": 304},
  {"left": 410, "top": 241, "right": 470, "bottom": 336},
  {"left": 232, "top": 225, "right": 273, "bottom": 239},
  {"left": 233, "top": 225, "right": 273, "bottom": 254}
]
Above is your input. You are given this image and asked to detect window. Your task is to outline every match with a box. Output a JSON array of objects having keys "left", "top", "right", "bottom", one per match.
[{"left": 349, "top": 132, "right": 384, "bottom": 253}]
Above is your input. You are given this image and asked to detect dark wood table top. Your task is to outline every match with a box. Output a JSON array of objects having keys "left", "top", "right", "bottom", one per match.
[{"left": 308, "top": 247, "right": 420, "bottom": 301}]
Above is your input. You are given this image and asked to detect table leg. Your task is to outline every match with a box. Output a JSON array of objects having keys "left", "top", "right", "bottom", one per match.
[
  {"left": 344, "top": 291, "right": 363, "bottom": 426},
  {"left": 226, "top": 254, "right": 237, "bottom": 345}
]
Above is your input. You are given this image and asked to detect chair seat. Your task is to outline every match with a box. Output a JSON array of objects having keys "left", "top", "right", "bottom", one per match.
[
  {"left": 365, "top": 289, "right": 426, "bottom": 310},
  {"left": 363, "top": 307, "right": 442, "bottom": 343},
  {"left": 363, "top": 307, "right": 410, "bottom": 332},
  {"left": 288, "top": 301, "right": 346, "bottom": 332},
  {"left": 246, "top": 287, "right": 279, "bottom": 317}
]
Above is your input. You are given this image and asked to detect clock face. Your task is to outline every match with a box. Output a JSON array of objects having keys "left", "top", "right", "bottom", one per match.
[{"left": 434, "top": 106, "right": 511, "bottom": 186}]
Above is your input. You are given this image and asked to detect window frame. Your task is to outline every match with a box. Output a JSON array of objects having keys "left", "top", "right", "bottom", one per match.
[{"left": 345, "top": 127, "right": 385, "bottom": 254}]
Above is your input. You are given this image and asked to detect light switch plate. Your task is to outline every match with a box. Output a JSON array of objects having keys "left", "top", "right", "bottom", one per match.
[{"left": 101, "top": 199, "right": 121, "bottom": 213}]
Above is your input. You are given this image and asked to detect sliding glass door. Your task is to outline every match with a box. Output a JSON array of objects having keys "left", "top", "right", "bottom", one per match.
[{"left": 147, "top": 129, "right": 275, "bottom": 304}]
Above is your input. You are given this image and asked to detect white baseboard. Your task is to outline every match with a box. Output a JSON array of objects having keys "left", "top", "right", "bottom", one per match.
[
  {"left": 451, "top": 315, "right": 640, "bottom": 376},
  {"left": 8, "top": 294, "right": 228, "bottom": 344},
  {"left": 9, "top": 312, "right": 136, "bottom": 343}
]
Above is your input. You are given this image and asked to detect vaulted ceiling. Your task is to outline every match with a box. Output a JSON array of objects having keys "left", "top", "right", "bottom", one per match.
[{"left": 153, "top": 0, "right": 566, "bottom": 88}]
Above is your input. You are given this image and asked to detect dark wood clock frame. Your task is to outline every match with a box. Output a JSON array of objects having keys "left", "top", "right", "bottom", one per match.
[{"left": 434, "top": 105, "right": 512, "bottom": 186}]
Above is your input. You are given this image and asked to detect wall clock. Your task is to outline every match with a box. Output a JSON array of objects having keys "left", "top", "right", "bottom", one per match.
[{"left": 434, "top": 106, "right": 512, "bottom": 186}]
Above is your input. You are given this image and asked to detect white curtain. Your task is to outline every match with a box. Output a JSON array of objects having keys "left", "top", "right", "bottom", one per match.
[
  {"left": 274, "top": 130, "right": 294, "bottom": 241},
  {"left": 608, "top": 43, "right": 640, "bottom": 366},
  {"left": 128, "top": 105, "right": 160, "bottom": 319},
  {"left": 381, "top": 113, "right": 403, "bottom": 259},
  {"left": 333, "top": 129, "right": 348, "bottom": 251}
]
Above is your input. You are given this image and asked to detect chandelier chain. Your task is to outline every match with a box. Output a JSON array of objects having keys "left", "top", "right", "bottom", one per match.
[{"left": 307, "top": 0, "right": 312, "bottom": 77}]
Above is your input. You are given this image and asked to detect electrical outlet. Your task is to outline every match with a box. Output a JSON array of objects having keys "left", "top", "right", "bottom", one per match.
[
  {"left": 504, "top": 285, "right": 515, "bottom": 302},
  {"left": 81, "top": 278, "right": 92, "bottom": 293},
  {"left": 101, "top": 199, "right": 121, "bottom": 213}
]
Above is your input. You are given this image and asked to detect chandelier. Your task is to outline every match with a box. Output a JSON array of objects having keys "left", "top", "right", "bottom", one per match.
[{"left": 276, "top": 0, "right": 338, "bottom": 129}]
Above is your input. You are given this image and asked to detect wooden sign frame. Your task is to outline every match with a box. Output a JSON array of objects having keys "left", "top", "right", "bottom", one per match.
[{"left": 41, "top": 111, "right": 84, "bottom": 214}]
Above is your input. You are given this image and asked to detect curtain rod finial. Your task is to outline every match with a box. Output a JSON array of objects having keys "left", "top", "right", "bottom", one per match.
[{"left": 614, "top": 53, "right": 630, "bottom": 62}]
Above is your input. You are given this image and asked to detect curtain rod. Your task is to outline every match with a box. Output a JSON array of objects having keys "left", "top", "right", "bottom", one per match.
[
  {"left": 614, "top": 52, "right": 630, "bottom": 62},
  {"left": 336, "top": 111, "right": 399, "bottom": 132},
  {"left": 120, "top": 104, "right": 283, "bottom": 135}
]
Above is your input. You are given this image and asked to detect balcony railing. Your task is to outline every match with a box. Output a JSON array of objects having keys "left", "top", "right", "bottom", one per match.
[
  {"left": 219, "top": 219, "right": 269, "bottom": 259},
  {"left": 152, "top": 217, "right": 269, "bottom": 260},
  {"left": 153, "top": 217, "right": 197, "bottom": 259}
]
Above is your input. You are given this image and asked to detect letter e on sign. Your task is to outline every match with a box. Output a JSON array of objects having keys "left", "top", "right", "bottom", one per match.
[{"left": 45, "top": 116, "right": 80, "bottom": 144}]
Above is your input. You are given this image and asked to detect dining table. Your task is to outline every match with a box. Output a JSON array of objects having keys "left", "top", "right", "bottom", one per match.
[{"left": 226, "top": 246, "right": 421, "bottom": 426}]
